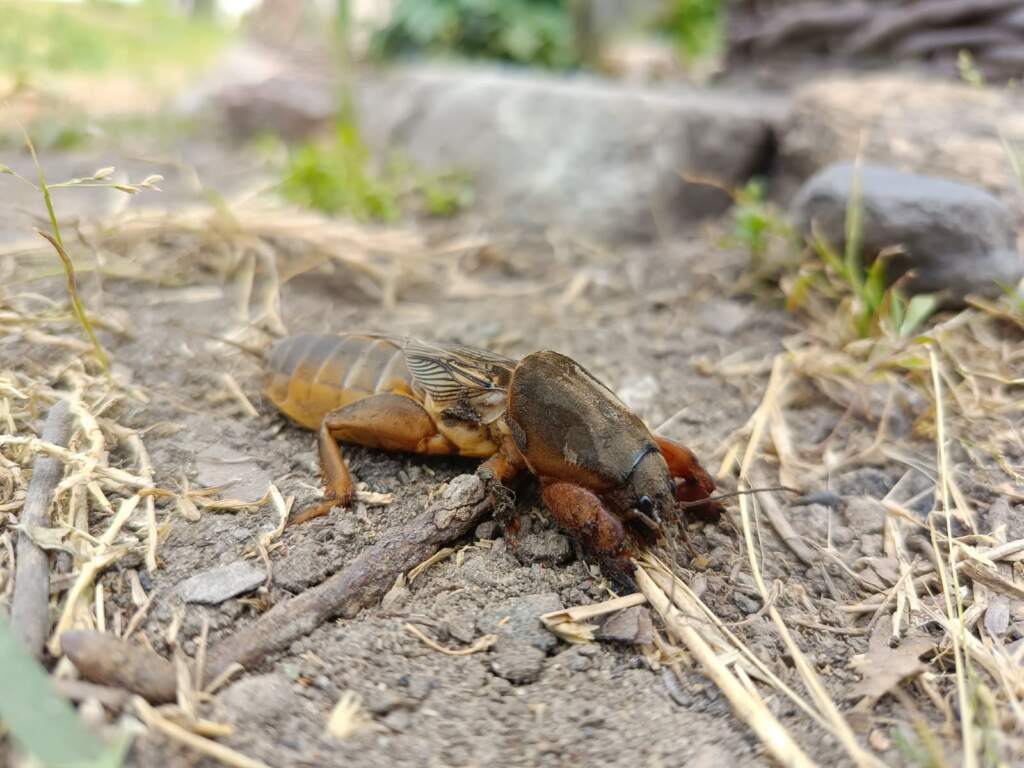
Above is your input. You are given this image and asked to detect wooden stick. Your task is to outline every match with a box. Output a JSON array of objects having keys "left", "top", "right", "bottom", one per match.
[
  {"left": 207, "top": 473, "right": 492, "bottom": 677},
  {"left": 64, "top": 473, "right": 494, "bottom": 700},
  {"left": 10, "top": 399, "right": 73, "bottom": 657}
]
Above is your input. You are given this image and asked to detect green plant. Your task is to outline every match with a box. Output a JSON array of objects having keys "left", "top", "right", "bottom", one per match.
[
  {"left": 0, "top": 615, "right": 128, "bottom": 767},
  {"left": 280, "top": 119, "right": 401, "bottom": 222},
  {"left": 653, "top": 0, "right": 723, "bottom": 62},
  {"left": 277, "top": 121, "right": 473, "bottom": 221},
  {"left": 724, "top": 179, "right": 795, "bottom": 260},
  {"left": 0, "top": 0, "right": 227, "bottom": 82},
  {"left": 786, "top": 163, "right": 938, "bottom": 340},
  {"left": 373, "top": 0, "right": 578, "bottom": 69},
  {"left": 2, "top": 132, "right": 163, "bottom": 372}
]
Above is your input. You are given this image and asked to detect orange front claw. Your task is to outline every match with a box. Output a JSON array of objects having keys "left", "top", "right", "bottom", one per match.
[
  {"left": 654, "top": 436, "right": 722, "bottom": 523},
  {"left": 541, "top": 480, "right": 635, "bottom": 586}
]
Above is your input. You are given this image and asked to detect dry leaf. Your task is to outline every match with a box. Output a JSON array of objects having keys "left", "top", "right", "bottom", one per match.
[{"left": 847, "top": 616, "right": 933, "bottom": 707}]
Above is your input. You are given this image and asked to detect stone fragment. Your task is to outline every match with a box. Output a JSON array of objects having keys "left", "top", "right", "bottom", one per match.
[{"left": 177, "top": 561, "right": 265, "bottom": 604}]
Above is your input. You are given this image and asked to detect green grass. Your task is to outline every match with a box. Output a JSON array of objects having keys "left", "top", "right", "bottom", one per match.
[
  {"left": 0, "top": 0, "right": 228, "bottom": 82},
  {"left": 275, "top": 118, "right": 473, "bottom": 221},
  {"left": 652, "top": 0, "right": 723, "bottom": 62},
  {"left": 0, "top": 616, "right": 128, "bottom": 767}
]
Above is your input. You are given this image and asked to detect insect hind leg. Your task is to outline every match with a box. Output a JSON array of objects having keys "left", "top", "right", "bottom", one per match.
[{"left": 291, "top": 394, "right": 454, "bottom": 525}]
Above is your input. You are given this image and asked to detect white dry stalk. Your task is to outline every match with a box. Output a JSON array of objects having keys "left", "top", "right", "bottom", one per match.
[
  {"left": 47, "top": 494, "right": 141, "bottom": 655},
  {"left": 635, "top": 565, "right": 816, "bottom": 768},
  {"left": 134, "top": 697, "right": 270, "bottom": 768},
  {"left": 737, "top": 354, "right": 886, "bottom": 768},
  {"left": 928, "top": 347, "right": 976, "bottom": 767}
]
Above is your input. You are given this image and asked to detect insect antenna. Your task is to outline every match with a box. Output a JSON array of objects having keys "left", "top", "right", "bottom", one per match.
[{"left": 675, "top": 485, "right": 800, "bottom": 510}]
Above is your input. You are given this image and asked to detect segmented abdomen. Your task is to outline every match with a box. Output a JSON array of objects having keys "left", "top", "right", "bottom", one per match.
[{"left": 264, "top": 334, "right": 417, "bottom": 430}]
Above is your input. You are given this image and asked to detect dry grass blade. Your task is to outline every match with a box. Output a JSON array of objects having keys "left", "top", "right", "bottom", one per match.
[
  {"left": 541, "top": 593, "right": 647, "bottom": 643},
  {"left": 403, "top": 623, "right": 497, "bottom": 656},
  {"left": 737, "top": 355, "right": 885, "bottom": 768},
  {"left": 635, "top": 564, "right": 816, "bottom": 768},
  {"left": 927, "top": 346, "right": 976, "bottom": 768},
  {"left": 134, "top": 696, "right": 270, "bottom": 768},
  {"left": 325, "top": 691, "right": 373, "bottom": 740}
]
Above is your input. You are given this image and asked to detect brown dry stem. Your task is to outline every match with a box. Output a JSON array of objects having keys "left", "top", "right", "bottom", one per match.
[{"left": 10, "top": 399, "right": 73, "bottom": 656}]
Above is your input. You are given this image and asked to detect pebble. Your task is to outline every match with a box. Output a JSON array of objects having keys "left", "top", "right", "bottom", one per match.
[
  {"left": 474, "top": 521, "right": 499, "bottom": 540},
  {"left": 489, "top": 642, "right": 547, "bottom": 685},
  {"left": 176, "top": 561, "right": 265, "bottom": 604},
  {"left": 220, "top": 674, "right": 298, "bottom": 725},
  {"left": 477, "top": 593, "right": 563, "bottom": 653},
  {"left": 733, "top": 593, "right": 761, "bottom": 615},
  {"left": 514, "top": 530, "right": 573, "bottom": 567},
  {"left": 792, "top": 162, "right": 1022, "bottom": 303},
  {"left": 596, "top": 606, "right": 654, "bottom": 645}
]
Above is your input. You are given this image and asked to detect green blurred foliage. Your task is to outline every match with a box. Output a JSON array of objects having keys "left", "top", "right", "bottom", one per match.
[
  {"left": 373, "top": 0, "right": 578, "bottom": 69},
  {"left": 277, "top": 119, "right": 473, "bottom": 221},
  {"left": 0, "top": 0, "right": 227, "bottom": 81},
  {"left": 652, "top": 0, "right": 722, "bottom": 61},
  {"left": 0, "top": 616, "right": 128, "bottom": 767}
]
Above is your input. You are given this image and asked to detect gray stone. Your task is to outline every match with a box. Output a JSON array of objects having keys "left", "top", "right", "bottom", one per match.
[
  {"left": 780, "top": 74, "right": 1024, "bottom": 217},
  {"left": 514, "top": 530, "right": 573, "bottom": 567},
  {"left": 488, "top": 642, "right": 547, "bottom": 685},
  {"left": 596, "top": 606, "right": 654, "bottom": 644},
  {"left": 194, "top": 444, "right": 272, "bottom": 504},
  {"left": 556, "top": 645, "right": 598, "bottom": 673},
  {"left": 793, "top": 162, "right": 1022, "bottom": 302},
  {"left": 445, "top": 615, "right": 478, "bottom": 644},
  {"left": 733, "top": 593, "right": 761, "bottom": 615},
  {"left": 477, "top": 593, "right": 564, "bottom": 653},
  {"left": 474, "top": 521, "right": 499, "bottom": 540},
  {"left": 177, "top": 561, "right": 265, "bottom": 604},
  {"left": 382, "top": 709, "right": 412, "bottom": 732},
  {"left": 355, "top": 66, "right": 781, "bottom": 243},
  {"left": 220, "top": 673, "right": 297, "bottom": 725}
]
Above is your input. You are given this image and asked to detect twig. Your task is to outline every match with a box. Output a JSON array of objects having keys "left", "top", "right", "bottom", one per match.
[
  {"left": 64, "top": 474, "right": 494, "bottom": 699},
  {"left": 61, "top": 629, "right": 178, "bottom": 703},
  {"left": 11, "top": 399, "right": 73, "bottom": 656},
  {"left": 207, "top": 473, "right": 492, "bottom": 678}
]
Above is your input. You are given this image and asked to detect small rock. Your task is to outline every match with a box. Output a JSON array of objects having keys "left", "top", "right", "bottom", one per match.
[
  {"left": 382, "top": 709, "right": 412, "bottom": 732},
  {"left": 177, "top": 561, "right": 265, "bottom": 604},
  {"left": 365, "top": 689, "right": 404, "bottom": 715},
  {"left": 596, "top": 606, "right": 654, "bottom": 645},
  {"left": 488, "top": 642, "right": 547, "bottom": 685},
  {"left": 220, "top": 674, "right": 297, "bottom": 725},
  {"left": 556, "top": 645, "right": 596, "bottom": 673},
  {"left": 733, "top": 593, "right": 761, "bottom": 615},
  {"left": 475, "top": 521, "right": 499, "bottom": 540},
  {"left": 194, "top": 444, "right": 272, "bottom": 504},
  {"left": 514, "top": 530, "right": 573, "bottom": 567},
  {"left": 445, "top": 615, "right": 478, "bottom": 644},
  {"left": 695, "top": 299, "right": 751, "bottom": 336},
  {"left": 576, "top": 643, "right": 600, "bottom": 657},
  {"left": 477, "top": 593, "right": 563, "bottom": 652},
  {"left": 792, "top": 163, "right": 1022, "bottom": 303}
]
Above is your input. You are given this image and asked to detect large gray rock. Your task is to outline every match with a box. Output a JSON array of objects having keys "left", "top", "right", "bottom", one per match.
[
  {"left": 792, "top": 163, "right": 1022, "bottom": 301},
  {"left": 779, "top": 74, "right": 1024, "bottom": 214},
  {"left": 355, "top": 66, "right": 781, "bottom": 242}
]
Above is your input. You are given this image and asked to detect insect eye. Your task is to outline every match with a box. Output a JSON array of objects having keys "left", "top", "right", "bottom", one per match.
[{"left": 638, "top": 496, "right": 654, "bottom": 515}]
